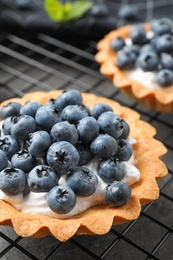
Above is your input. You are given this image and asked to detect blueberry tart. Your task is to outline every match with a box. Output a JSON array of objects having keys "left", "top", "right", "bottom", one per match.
[
  {"left": 96, "top": 18, "right": 173, "bottom": 112},
  {"left": 0, "top": 90, "right": 167, "bottom": 241}
]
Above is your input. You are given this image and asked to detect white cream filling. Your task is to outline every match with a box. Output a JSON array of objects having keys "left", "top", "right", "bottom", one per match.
[{"left": 0, "top": 137, "right": 140, "bottom": 219}]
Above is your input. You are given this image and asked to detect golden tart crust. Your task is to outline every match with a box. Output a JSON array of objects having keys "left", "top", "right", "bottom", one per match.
[
  {"left": 0, "top": 90, "right": 167, "bottom": 242},
  {"left": 95, "top": 23, "right": 173, "bottom": 113}
]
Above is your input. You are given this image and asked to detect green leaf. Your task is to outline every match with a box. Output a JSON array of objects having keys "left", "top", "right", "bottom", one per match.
[{"left": 44, "top": 0, "right": 94, "bottom": 22}]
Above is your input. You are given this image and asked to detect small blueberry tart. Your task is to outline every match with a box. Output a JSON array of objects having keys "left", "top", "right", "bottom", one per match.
[
  {"left": 0, "top": 90, "right": 167, "bottom": 241},
  {"left": 96, "top": 18, "right": 173, "bottom": 112}
]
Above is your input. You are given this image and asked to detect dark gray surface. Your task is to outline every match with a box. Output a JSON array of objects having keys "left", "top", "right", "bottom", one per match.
[{"left": 1, "top": 0, "right": 173, "bottom": 259}]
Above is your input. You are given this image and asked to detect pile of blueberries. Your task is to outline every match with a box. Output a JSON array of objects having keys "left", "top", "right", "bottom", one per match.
[
  {"left": 0, "top": 89, "right": 132, "bottom": 214},
  {"left": 111, "top": 17, "right": 173, "bottom": 86}
]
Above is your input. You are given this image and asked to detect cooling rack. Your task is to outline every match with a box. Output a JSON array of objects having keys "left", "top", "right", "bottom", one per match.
[{"left": 0, "top": 0, "right": 173, "bottom": 259}]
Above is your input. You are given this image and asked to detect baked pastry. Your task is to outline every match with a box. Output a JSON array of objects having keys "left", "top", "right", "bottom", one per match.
[
  {"left": 95, "top": 18, "right": 173, "bottom": 112},
  {"left": 0, "top": 90, "right": 167, "bottom": 242}
]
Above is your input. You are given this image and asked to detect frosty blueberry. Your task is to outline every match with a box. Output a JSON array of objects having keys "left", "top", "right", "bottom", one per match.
[
  {"left": 75, "top": 143, "right": 94, "bottom": 166},
  {"left": 91, "top": 103, "right": 113, "bottom": 119},
  {"left": 55, "top": 89, "right": 82, "bottom": 110},
  {"left": 26, "top": 130, "right": 52, "bottom": 158},
  {"left": 50, "top": 121, "right": 78, "bottom": 145},
  {"left": 151, "top": 18, "right": 172, "bottom": 36},
  {"left": 47, "top": 185, "right": 76, "bottom": 214},
  {"left": 0, "top": 150, "right": 8, "bottom": 172},
  {"left": 0, "top": 135, "right": 21, "bottom": 160},
  {"left": 116, "top": 139, "right": 133, "bottom": 161},
  {"left": 156, "top": 69, "right": 173, "bottom": 87},
  {"left": 137, "top": 51, "right": 159, "bottom": 72},
  {"left": 98, "top": 157, "right": 125, "bottom": 183},
  {"left": 67, "top": 167, "right": 98, "bottom": 197},
  {"left": 0, "top": 102, "right": 21, "bottom": 120},
  {"left": 77, "top": 116, "right": 99, "bottom": 144},
  {"left": 46, "top": 141, "right": 80, "bottom": 175},
  {"left": 28, "top": 165, "right": 59, "bottom": 192},
  {"left": 20, "top": 101, "right": 41, "bottom": 118},
  {"left": 106, "top": 181, "right": 131, "bottom": 207},
  {"left": 61, "top": 104, "right": 89, "bottom": 124},
  {"left": 11, "top": 150, "right": 37, "bottom": 173},
  {"left": 90, "top": 134, "right": 118, "bottom": 159},
  {"left": 0, "top": 167, "right": 26, "bottom": 195}
]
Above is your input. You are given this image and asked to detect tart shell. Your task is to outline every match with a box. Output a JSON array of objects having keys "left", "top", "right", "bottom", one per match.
[
  {"left": 95, "top": 24, "right": 173, "bottom": 113},
  {"left": 0, "top": 90, "right": 167, "bottom": 241}
]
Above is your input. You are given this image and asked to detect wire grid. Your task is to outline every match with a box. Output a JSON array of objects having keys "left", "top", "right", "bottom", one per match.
[{"left": 0, "top": 0, "right": 173, "bottom": 259}]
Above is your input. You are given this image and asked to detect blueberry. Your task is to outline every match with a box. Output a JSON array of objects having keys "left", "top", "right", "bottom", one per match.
[
  {"left": 0, "top": 135, "right": 20, "bottom": 160},
  {"left": 111, "top": 37, "right": 126, "bottom": 52},
  {"left": 119, "top": 119, "right": 130, "bottom": 140},
  {"left": 90, "top": 134, "right": 118, "bottom": 159},
  {"left": 35, "top": 105, "right": 62, "bottom": 132},
  {"left": 61, "top": 105, "right": 89, "bottom": 124},
  {"left": 47, "top": 185, "right": 76, "bottom": 214},
  {"left": 75, "top": 143, "right": 93, "bottom": 166},
  {"left": 106, "top": 181, "right": 131, "bottom": 207},
  {"left": 160, "top": 53, "right": 173, "bottom": 70},
  {"left": 2, "top": 117, "right": 15, "bottom": 135},
  {"left": 123, "top": 45, "right": 140, "bottom": 56},
  {"left": 130, "top": 24, "right": 147, "bottom": 45},
  {"left": 156, "top": 69, "right": 173, "bottom": 87},
  {"left": 46, "top": 141, "right": 80, "bottom": 175},
  {"left": 118, "top": 5, "right": 140, "bottom": 21},
  {"left": 98, "top": 111, "right": 123, "bottom": 139},
  {"left": 91, "top": 103, "right": 113, "bottom": 120},
  {"left": 50, "top": 121, "right": 78, "bottom": 145},
  {"left": 77, "top": 117, "right": 99, "bottom": 144},
  {"left": 151, "top": 18, "right": 172, "bottom": 35},
  {"left": 67, "top": 167, "right": 98, "bottom": 197},
  {"left": 98, "top": 157, "right": 125, "bottom": 183},
  {"left": 140, "top": 44, "right": 156, "bottom": 54},
  {"left": 20, "top": 101, "right": 41, "bottom": 118},
  {"left": 116, "top": 48, "right": 137, "bottom": 69},
  {"left": 11, "top": 150, "right": 37, "bottom": 172},
  {"left": 0, "top": 102, "right": 21, "bottom": 120},
  {"left": 55, "top": 89, "right": 82, "bottom": 111},
  {"left": 46, "top": 98, "right": 59, "bottom": 109},
  {"left": 27, "top": 165, "right": 59, "bottom": 192},
  {"left": 155, "top": 34, "right": 173, "bottom": 53},
  {"left": 11, "top": 114, "right": 37, "bottom": 141},
  {"left": 26, "top": 130, "right": 52, "bottom": 158},
  {"left": 0, "top": 167, "right": 26, "bottom": 195},
  {"left": 0, "top": 150, "right": 8, "bottom": 172},
  {"left": 137, "top": 51, "right": 159, "bottom": 71},
  {"left": 116, "top": 139, "right": 133, "bottom": 161},
  {"left": 90, "top": 3, "right": 109, "bottom": 17}
]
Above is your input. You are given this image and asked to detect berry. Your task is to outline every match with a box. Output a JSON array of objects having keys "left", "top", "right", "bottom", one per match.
[
  {"left": 2, "top": 117, "right": 15, "bottom": 135},
  {"left": 46, "top": 141, "right": 80, "bottom": 175},
  {"left": 67, "top": 167, "right": 98, "bottom": 196},
  {"left": 61, "top": 105, "right": 89, "bottom": 124},
  {"left": 98, "top": 157, "right": 125, "bottom": 183},
  {"left": 118, "top": 5, "right": 140, "bottom": 21},
  {"left": 0, "top": 135, "right": 20, "bottom": 160},
  {"left": 47, "top": 185, "right": 76, "bottom": 214},
  {"left": 111, "top": 37, "right": 126, "bottom": 52},
  {"left": 140, "top": 44, "right": 156, "bottom": 54},
  {"left": 91, "top": 103, "right": 113, "bottom": 119},
  {"left": 0, "top": 102, "right": 21, "bottom": 120},
  {"left": 151, "top": 18, "right": 172, "bottom": 35},
  {"left": 75, "top": 143, "right": 93, "bottom": 166},
  {"left": 55, "top": 89, "right": 82, "bottom": 111},
  {"left": 35, "top": 105, "right": 62, "bottom": 132},
  {"left": 130, "top": 24, "right": 147, "bottom": 45},
  {"left": 155, "top": 34, "right": 173, "bottom": 53},
  {"left": 50, "top": 121, "right": 78, "bottom": 145},
  {"left": 27, "top": 165, "right": 59, "bottom": 192},
  {"left": 106, "top": 181, "right": 131, "bottom": 207},
  {"left": 0, "top": 150, "right": 8, "bottom": 172},
  {"left": 11, "top": 114, "right": 37, "bottom": 141},
  {"left": 90, "top": 134, "right": 118, "bottom": 159},
  {"left": 77, "top": 116, "right": 99, "bottom": 144},
  {"left": 11, "top": 150, "right": 37, "bottom": 173},
  {"left": 119, "top": 119, "right": 130, "bottom": 140},
  {"left": 26, "top": 130, "right": 52, "bottom": 158},
  {"left": 156, "top": 69, "right": 173, "bottom": 87},
  {"left": 160, "top": 53, "right": 173, "bottom": 70},
  {"left": 90, "top": 3, "right": 109, "bottom": 17},
  {"left": 0, "top": 167, "right": 26, "bottom": 195},
  {"left": 137, "top": 51, "right": 159, "bottom": 71},
  {"left": 20, "top": 101, "right": 41, "bottom": 118},
  {"left": 98, "top": 111, "right": 123, "bottom": 139},
  {"left": 116, "top": 48, "right": 137, "bottom": 69},
  {"left": 116, "top": 139, "right": 133, "bottom": 161}
]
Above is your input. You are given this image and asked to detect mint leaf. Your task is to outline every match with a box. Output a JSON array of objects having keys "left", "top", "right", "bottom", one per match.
[{"left": 44, "top": 0, "right": 94, "bottom": 22}]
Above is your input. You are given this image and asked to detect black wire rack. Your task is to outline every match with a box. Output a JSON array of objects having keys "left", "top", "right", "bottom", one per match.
[{"left": 0, "top": 0, "right": 173, "bottom": 259}]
